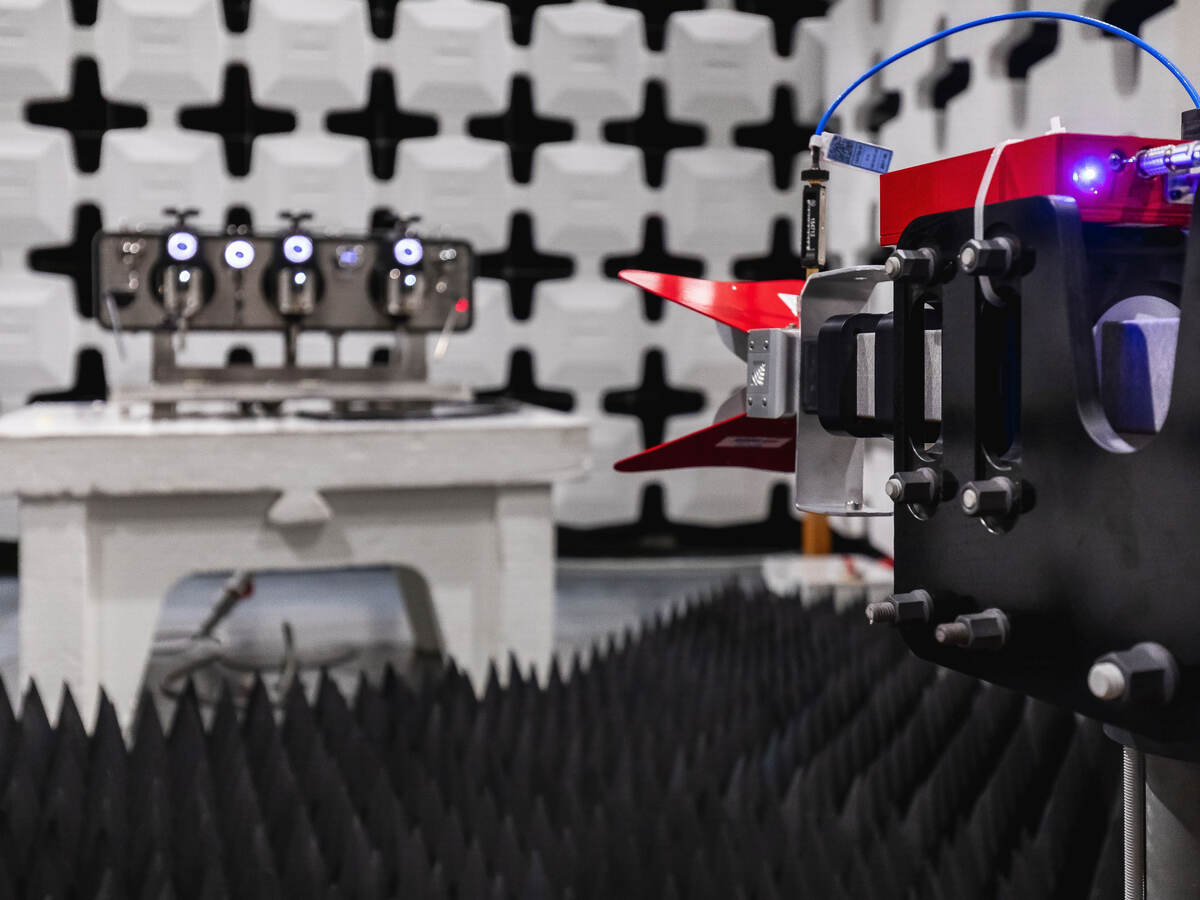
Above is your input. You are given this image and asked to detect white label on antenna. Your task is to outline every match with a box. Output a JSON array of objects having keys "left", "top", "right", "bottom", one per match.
[
  {"left": 716, "top": 436, "right": 791, "bottom": 449},
  {"left": 824, "top": 134, "right": 893, "bottom": 174},
  {"left": 777, "top": 293, "right": 800, "bottom": 315}
]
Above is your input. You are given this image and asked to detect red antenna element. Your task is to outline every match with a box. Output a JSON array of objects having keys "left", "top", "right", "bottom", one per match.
[{"left": 618, "top": 270, "right": 802, "bottom": 332}]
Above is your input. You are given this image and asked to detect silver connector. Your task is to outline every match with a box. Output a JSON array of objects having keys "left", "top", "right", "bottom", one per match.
[
  {"left": 1118, "top": 140, "right": 1200, "bottom": 178},
  {"left": 745, "top": 328, "right": 799, "bottom": 419}
]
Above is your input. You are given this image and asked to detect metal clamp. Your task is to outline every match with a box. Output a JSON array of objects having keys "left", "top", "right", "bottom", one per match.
[{"left": 795, "top": 265, "right": 892, "bottom": 516}]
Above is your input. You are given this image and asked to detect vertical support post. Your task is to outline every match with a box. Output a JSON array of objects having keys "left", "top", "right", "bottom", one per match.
[
  {"left": 392, "top": 331, "right": 428, "bottom": 381},
  {"left": 151, "top": 332, "right": 178, "bottom": 382}
]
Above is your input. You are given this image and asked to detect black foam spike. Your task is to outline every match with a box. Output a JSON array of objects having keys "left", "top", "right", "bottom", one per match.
[{"left": 1, "top": 585, "right": 1120, "bottom": 898}]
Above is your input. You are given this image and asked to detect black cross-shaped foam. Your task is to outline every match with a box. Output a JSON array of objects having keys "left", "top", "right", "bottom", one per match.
[
  {"left": 25, "top": 58, "right": 147, "bottom": 173},
  {"left": 178, "top": 64, "right": 296, "bottom": 177},
  {"left": 604, "top": 217, "right": 704, "bottom": 322},
  {"left": 734, "top": 86, "right": 815, "bottom": 191},
  {"left": 327, "top": 70, "right": 438, "bottom": 181},
  {"left": 479, "top": 214, "right": 574, "bottom": 320},
  {"left": 603, "top": 349, "right": 704, "bottom": 449},
  {"left": 604, "top": 81, "right": 704, "bottom": 189},
  {"left": 479, "top": 350, "right": 575, "bottom": 412},
  {"left": 468, "top": 76, "right": 573, "bottom": 185},
  {"left": 733, "top": 219, "right": 804, "bottom": 282}
]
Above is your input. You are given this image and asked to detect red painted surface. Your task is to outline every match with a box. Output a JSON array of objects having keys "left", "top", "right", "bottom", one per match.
[
  {"left": 614, "top": 414, "right": 795, "bottom": 473},
  {"left": 619, "top": 270, "right": 802, "bottom": 332},
  {"left": 879, "top": 132, "right": 1190, "bottom": 245}
]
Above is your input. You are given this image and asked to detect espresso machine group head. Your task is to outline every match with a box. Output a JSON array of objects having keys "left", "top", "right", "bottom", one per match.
[
  {"left": 94, "top": 208, "right": 477, "bottom": 416},
  {"left": 155, "top": 208, "right": 212, "bottom": 340},
  {"left": 268, "top": 211, "right": 321, "bottom": 321}
]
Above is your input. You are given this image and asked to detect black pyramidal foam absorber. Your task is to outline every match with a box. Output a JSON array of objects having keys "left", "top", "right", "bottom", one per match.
[{"left": 0, "top": 585, "right": 1120, "bottom": 899}]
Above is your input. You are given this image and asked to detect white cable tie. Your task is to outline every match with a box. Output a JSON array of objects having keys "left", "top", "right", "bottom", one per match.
[{"left": 974, "top": 139, "right": 1021, "bottom": 307}]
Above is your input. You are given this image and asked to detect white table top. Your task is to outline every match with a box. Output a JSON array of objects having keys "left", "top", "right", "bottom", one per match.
[{"left": 0, "top": 402, "right": 591, "bottom": 497}]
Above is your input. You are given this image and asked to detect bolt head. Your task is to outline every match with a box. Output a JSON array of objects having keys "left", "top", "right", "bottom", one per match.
[
  {"left": 884, "top": 477, "right": 903, "bottom": 501},
  {"left": 1105, "top": 642, "right": 1180, "bottom": 706},
  {"left": 891, "top": 589, "right": 933, "bottom": 623},
  {"left": 884, "top": 255, "right": 902, "bottom": 279},
  {"left": 959, "top": 245, "right": 977, "bottom": 269},
  {"left": 959, "top": 477, "right": 1016, "bottom": 518},
  {"left": 1087, "top": 661, "right": 1126, "bottom": 701},
  {"left": 887, "top": 468, "right": 939, "bottom": 505},
  {"left": 959, "top": 609, "right": 1009, "bottom": 649}
]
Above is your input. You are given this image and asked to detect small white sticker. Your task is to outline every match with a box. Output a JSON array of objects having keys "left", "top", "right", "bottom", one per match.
[
  {"left": 823, "top": 134, "right": 893, "bottom": 174},
  {"left": 777, "top": 292, "right": 800, "bottom": 315},
  {"left": 716, "top": 436, "right": 791, "bottom": 449}
]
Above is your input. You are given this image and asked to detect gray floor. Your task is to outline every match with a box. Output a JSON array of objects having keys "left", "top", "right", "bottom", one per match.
[{"left": 0, "top": 555, "right": 772, "bottom": 709}]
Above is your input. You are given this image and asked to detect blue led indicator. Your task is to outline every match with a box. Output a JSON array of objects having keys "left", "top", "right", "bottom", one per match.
[
  {"left": 283, "top": 234, "right": 314, "bottom": 265},
  {"left": 166, "top": 231, "right": 199, "bottom": 262},
  {"left": 1072, "top": 158, "right": 1106, "bottom": 194},
  {"left": 394, "top": 237, "right": 424, "bottom": 266}
]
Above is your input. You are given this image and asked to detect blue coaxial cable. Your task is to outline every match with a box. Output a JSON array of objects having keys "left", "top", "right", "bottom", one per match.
[{"left": 815, "top": 11, "right": 1199, "bottom": 137}]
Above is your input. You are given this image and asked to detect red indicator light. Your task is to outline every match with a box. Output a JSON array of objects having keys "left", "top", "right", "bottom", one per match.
[{"left": 456, "top": 298, "right": 469, "bottom": 314}]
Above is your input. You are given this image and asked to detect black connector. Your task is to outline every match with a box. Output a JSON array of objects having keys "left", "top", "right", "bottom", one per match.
[{"left": 1183, "top": 107, "right": 1200, "bottom": 142}]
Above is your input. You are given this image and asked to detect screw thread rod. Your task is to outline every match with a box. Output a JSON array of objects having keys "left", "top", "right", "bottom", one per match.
[
  {"left": 934, "top": 622, "right": 970, "bottom": 646},
  {"left": 1125, "top": 746, "right": 1145, "bottom": 900},
  {"left": 865, "top": 601, "right": 898, "bottom": 625}
]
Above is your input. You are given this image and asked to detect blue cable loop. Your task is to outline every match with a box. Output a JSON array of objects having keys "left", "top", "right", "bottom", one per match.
[{"left": 815, "top": 10, "right": 1199, "bottom": 137}]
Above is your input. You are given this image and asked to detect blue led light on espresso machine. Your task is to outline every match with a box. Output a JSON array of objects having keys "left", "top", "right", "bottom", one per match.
[
  {"left": 393, "top": 237, "right": 424, "bottom": 267},
  {"left": 1071, "top": 156, "right": 1107, "bottom": 194}
]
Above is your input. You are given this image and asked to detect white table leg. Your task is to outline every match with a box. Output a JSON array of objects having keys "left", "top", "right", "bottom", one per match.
[
  {"left": 92, "top": 519, "right": 194, "bottom": 728},
  {"left": 396, "top": 565, "right": 445, "bottom": 660},
  {"left": 18, "top": 498, "right": 100, "bottom": 723},
  {"left": 389, "top": 486, "right": 555, "bottom": 690},
  {"left": 492, "top": 485, "right": 555, "bottom": 684}
]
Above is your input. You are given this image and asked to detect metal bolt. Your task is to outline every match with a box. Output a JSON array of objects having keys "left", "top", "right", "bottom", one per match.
[
  {"left": 865, "top": 601, "right": 898, "bottom": 625},
  {"left": 960, "top": 477, "right": 1017, "bottom": 518},
  {"left": 1087, "top": 661, "right": 1127, "bottom": 701},
  {"left": 885, "top": 468, "right": 939, "bottom": 505},
  {"left": 935, "top": 608, "right": 1010, "bottom": 650},
  {"left": 957, "top": 236, "right": 1018, "bottom": 277},
  {"left": 884, "top": 477, "right": 903, "bottom": 501},
  {"left": 884, "top": 247, "right": 940, "bottom": 283},
  {"left": 868, "top": 589, "right": 933, "bottom": 626},
  {"left": 935, "top": 622, "right": 970, "bottom": 646},
  {"left": 1089, "top": 642, "right": 1179, "bottom": 706}
]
